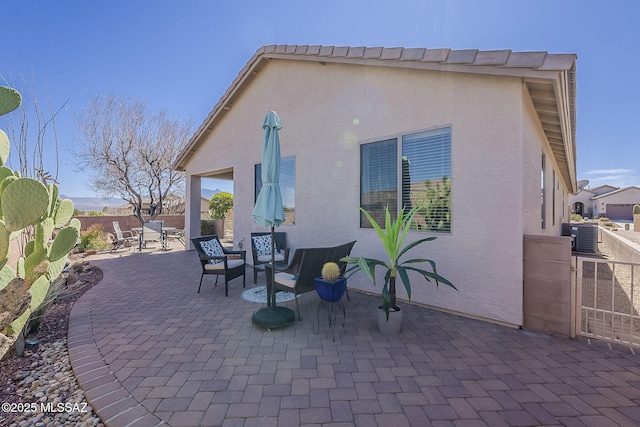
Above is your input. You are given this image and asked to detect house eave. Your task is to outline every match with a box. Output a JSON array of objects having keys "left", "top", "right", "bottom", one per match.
[{"left": 174, "top": 45, "right": 577, "bottom": 189}]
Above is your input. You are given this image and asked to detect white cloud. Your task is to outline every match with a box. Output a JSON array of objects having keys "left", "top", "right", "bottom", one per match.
[{"left": 585, "top": 168, "right": 633, "bottom": 175}]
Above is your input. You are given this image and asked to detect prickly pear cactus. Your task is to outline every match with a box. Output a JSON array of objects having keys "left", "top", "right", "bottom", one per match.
[
  {"left": 0, "top": 86, "right": 79, "bottom": 357},
  {"left": 0, "top": 87, "right": 21, "bottom": 117}
]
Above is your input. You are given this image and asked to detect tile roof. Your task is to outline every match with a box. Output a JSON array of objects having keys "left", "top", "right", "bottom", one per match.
[{"left": 175, "top": 44, "right": 577, "bottom": 191}]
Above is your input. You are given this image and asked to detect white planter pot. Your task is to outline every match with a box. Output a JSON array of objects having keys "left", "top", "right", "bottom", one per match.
[{"left": 376, "top": 305, "right": 402, "bottom": 335}]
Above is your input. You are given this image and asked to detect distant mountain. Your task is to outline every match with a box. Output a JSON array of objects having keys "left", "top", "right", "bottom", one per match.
[
  {"left": 61, "top": 195, "right": 128, "bottom": 212},
  {"left": 201, "top": 188, "right": 222, "bottom": 200},
  {"left": 63, "top": 188, "right": 223, "bottom": 212}
]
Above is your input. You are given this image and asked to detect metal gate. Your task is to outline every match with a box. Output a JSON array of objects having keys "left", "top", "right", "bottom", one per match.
[{"left": 575, "top": 257, "right": 640, "bottom": 347}]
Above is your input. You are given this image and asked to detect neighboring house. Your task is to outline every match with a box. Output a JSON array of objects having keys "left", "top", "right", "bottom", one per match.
[
  {"left": 174, "top": 44, "right": 577, "bottom": 327},
  {"left": 571, "top": 185, "right": 640, "bottom": 220},
  {"left": 200, "top": 197, "right": 211, "bottom": 219}
]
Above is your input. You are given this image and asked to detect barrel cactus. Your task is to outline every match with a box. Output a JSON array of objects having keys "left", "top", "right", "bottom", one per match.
[
  {"left": 321, "top": 262, "right": 341, "bottom": 282},
  {"left": 0, "top": 86, "right": 78, "bottom": 359}
]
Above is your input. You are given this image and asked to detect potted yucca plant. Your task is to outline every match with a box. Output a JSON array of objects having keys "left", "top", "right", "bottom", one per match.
[{"left": 343, "top": 206, "right": 456, "bottom": 334}]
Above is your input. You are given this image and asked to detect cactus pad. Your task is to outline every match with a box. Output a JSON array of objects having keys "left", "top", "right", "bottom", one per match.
[
  {"left": 24, "top": 240, "right": 35, "bottom": 258},
  {"left": 0, "top": 221, "right": 10, "bottom": 261},
  {"left": 1, "top": 178, "right": 50, "bottom": 231},
  {"left": 36, "top": 218, "right": 55, "bottom": 251},
  {"left": 0, "top": 264, "right": 16, "bottom": 292},
  {"left": 54, "top": 199, "right": 74, "bottom": 227},
  {"left": 0, "top": 86, "right": 22, "bottom": 116},
  {"left": 0, "top": 130, "right": 9, "bottom": 166},
  {"left": 7, "top": 275, "right": 49, "bottom": 336},
  {"left": 69, "top": 218, "right": 81, "bottom": 232},
  {"left": 46, "top": 256, "right": 67, "bottom": 282},
  {"left": 0, "top": 166, "right": 13, "bottom": 182},
  {"left": 47, "top": 185, "right": 59, "bottom": 218},
  {"left": 49, "top": 227, "right": 79, "bottom": 262},
  {"left": 23, "top": 250, "right": 46, "bottom": 284}
]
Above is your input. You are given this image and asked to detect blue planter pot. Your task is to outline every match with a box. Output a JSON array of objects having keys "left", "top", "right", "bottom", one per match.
[{"left": 314, "top": 277, "right": 347, "bottom": 302}]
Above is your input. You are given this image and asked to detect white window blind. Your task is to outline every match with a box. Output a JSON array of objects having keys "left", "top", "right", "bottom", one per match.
[{"left": 360, "top": 127, "right": 451, "bottom": 232}]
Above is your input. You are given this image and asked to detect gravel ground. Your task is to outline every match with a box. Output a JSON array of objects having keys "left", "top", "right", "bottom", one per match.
[
  {"left": 0, "top": 259, "right": 104, "bottom": 427},
  {"left": 580, "top": 227, "right": 640, "bottom": 340}
]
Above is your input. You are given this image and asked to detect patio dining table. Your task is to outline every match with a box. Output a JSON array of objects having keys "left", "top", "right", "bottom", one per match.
[{"left": 131, "top": 226, "right": 178, "bottom": 251}]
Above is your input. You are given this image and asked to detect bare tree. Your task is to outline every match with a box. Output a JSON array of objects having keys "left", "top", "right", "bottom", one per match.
[{"left": 73, "top": 93, "right": 192, "bottom": 224}]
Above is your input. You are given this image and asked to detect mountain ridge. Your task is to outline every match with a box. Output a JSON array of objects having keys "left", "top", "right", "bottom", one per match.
[{"left": 62, "top": 188, "right": 223, "bottom": 212}]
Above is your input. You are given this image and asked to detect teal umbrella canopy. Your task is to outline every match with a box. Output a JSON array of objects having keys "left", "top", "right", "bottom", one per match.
[
  {"left": 252, "top": 111, "right": 285, "bottom": 228},
  {"left": 251, "top": 111, "right": 295, "bottom": 329}
]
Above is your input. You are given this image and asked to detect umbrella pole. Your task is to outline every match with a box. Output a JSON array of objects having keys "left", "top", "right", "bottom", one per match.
[
  {"left": 270, "top": 225, "right": 276, "bottom": 308},
  {"left": 251, "top": 224, "right": 295, "bottom": 329}
]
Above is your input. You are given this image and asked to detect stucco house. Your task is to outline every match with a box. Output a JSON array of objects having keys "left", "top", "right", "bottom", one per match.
[
  {"left": 571, "top": 185, "right": 640, "bottom": 220},
  {"left": 174, "top": 44, "right": 577, "bottom": 328}
]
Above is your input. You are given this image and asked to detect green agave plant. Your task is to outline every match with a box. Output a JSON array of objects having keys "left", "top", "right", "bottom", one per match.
[{"left": 343, "top": 206, "right": 456, "bottom": 319}]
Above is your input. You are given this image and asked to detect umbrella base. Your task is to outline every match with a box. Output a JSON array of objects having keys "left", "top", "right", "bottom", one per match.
[{"left": 252, "top": 306, "right": 295, "bottom": 330}]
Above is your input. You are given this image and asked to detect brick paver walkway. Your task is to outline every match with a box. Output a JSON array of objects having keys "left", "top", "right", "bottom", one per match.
[{"left": 68, "top": 247, "right": 640, "bottom": 426}]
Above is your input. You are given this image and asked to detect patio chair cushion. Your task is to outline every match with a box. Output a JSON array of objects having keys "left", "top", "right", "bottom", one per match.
[
  {"left": 200, "top": 238, "right": 225, "bottom": 264},
  {"left": 204, "top": 258, "right": 245, "bottom": 271},
  {"left": 257, "top": 252, "right": 285, "bottom": 263},
  {"left": 252, "top": 234, "right": 274, "bottom": 256},
  {"left": 273, "top": 272, "right": 297, "bottom": 290}
]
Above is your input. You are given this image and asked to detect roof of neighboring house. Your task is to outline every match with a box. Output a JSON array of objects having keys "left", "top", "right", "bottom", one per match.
[
  {"left": 175, "top": 44, "right": 577, "bottom": 191},
  {"left": 588, "top": 184, "right": 619, "bottom": 195},
  {"left": 573, "top": 188, "right": 595, "bottom": 197},
  {"left": 592, "top": 186, "right": 640, "bottom": 200}
]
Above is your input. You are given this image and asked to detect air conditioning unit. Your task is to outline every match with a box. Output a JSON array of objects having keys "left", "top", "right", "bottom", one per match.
[{"left": 573, "top": 224, "right": 597, "bottom": 253}]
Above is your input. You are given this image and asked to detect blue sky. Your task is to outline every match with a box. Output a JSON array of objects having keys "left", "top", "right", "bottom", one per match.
[{"left": 2, "top": 0, "right": 639, "bottom": 197}]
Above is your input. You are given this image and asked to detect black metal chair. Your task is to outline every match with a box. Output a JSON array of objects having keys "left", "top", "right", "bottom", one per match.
[
  {"left": 250, "top": 232, "right": 290, "bottom": 284},
  {"left": 191, "top": 235, "right": 246, "bottom": 296}
]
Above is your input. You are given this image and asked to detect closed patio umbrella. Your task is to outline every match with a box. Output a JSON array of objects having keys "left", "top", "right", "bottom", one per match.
[{"left": 251, "top": 111, "right": 295, "bottom": 329}]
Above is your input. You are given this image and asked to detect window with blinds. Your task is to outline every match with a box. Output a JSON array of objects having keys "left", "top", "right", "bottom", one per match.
[
  {"left": 360, "top": 127, "right": 452, "bottom": 232},
  {"left": 255, "top": 156, "right": 296, "bottom": 225}
]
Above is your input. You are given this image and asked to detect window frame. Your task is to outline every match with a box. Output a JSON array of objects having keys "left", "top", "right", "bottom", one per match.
[{"left": 359, "top": 125, "right": 452, "bottom": 233}]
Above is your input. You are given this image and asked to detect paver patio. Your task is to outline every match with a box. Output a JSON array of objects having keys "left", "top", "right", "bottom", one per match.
[{"left": 68, "top": 245, "right": 640, "bottom": 426}]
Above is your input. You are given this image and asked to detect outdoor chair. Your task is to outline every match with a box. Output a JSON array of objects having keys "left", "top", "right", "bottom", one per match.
[
  {"left": 141, "top": 221, "right": 163, "bottom": 249},
  {"left": 191, "top": 235, "right": 246, "bottom": 296},
  {"left": 250, "top": 232, "right": 290, "bottom": 284},
  {"left": 166, "top": 228, "right": 186, "bottom": 247},
  {"left": 266, "top": 241, "right": 355, "bottom": 321},
  {"left": 111, "top": 221, "right": 137, "bottom": 252},
  {"left": 266, "top": 247, "right": 328, "bottom": 321}
]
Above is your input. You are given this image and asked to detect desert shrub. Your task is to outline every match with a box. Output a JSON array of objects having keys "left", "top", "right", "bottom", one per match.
[
  {"left": 78, "top": 224, "right": 111, "bottom": 252},
  {"left": 570, "top": 213, "right": 583, "bottom": 222},
  {"left": 599, "top": 217, "right": 610, "bottom": 222},
  {"left": 201, "top": 220, "right": 216, "bottom": 235},
  {"left": 209, "top": 192, "right": 234, "bottom": 220}
]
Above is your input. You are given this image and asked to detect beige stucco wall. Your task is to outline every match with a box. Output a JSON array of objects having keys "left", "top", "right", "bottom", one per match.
[{"left": 184, "top": 59, "right": 570, "bottom": 327}]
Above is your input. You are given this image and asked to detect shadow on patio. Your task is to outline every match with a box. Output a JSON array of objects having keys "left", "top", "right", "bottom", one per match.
[{"left": 69, "top": 248, "right": 640, "bottom": 426}]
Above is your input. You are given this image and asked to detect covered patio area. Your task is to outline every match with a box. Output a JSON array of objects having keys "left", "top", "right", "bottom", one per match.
[{"left": 68, "top": 248, "right": 640, "bottom": 426}]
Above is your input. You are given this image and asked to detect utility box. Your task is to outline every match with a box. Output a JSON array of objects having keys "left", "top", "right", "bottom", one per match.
[{"left": 562, "top": 223, "right": 597, "bottom": 253}]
